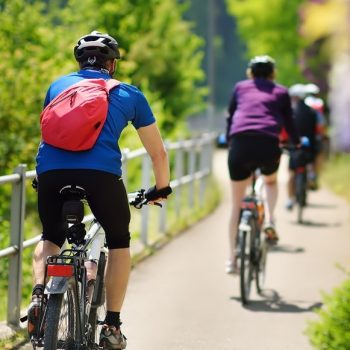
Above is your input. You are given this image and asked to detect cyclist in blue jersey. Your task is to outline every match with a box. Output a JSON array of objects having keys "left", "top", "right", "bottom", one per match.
[
  {"left": 225, "top": 56, "right": 300, "bottom": 274},
  {"left": 28, "top": 31, "right": 171, "bottom": 349}
]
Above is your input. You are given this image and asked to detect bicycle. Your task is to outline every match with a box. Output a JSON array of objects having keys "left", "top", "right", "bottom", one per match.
[
  {"left": 26, "top": 186, "right": 156, "bottom": 350},
  {"left": 236, "top": 172, "right": 269, "bottom": 305},
  {"left": 285, "top": 140, "right": 311, "bottom": 224}
]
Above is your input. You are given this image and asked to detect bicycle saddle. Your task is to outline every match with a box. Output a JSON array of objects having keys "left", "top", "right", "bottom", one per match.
[
  {"left": 59, "top": 185, "right": 87, "bottom": 224},
  {"left": 59, "top": 185, "right": 87, "bottom": 201}
]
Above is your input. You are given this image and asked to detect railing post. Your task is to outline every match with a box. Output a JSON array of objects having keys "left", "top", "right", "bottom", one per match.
[
  {"left": 199, "top": 140, "right": 206, "bottom": 207},
  {"left": 158, "top": 201, "right": 167, "bottom": 234},
  {"left": 188, "top": 141, "right": 196, "bottom": 208},
  {"left": 158, "top": 141, "right": 169, "bottom": 234},
  {"left": 7, "top": 164, "right": 26, "bottom": 327},
  {"left": 141, "top": 154, "right": 151, "bottom": 246}
]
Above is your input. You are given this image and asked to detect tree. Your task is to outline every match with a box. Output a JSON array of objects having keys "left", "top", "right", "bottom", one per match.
[
  {"left": 0, "top": 0, "right": 206, "bottom": 173},
  {"left": 225, "top": 0, "right": 306, "bottom": 86}
]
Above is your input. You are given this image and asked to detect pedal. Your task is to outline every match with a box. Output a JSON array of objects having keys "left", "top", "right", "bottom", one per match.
[{"left": 20, "top": 315, "right": 28, "bottom": 322}]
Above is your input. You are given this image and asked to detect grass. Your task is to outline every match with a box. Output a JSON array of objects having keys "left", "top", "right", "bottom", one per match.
[
  {"left": 321, "top": 153, "right": 350, "bottom": 204},
  {"left": 0, "top": 328, "right": 28, "bottom": 349}
]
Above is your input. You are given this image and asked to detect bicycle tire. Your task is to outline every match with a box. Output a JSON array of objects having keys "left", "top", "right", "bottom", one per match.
[
  {"left": 239, "top": 222, "right": 254, "bottom": 305},
  {"left": 88, "top": 252, "right": 107, "bottom": 345},
  {"left": 296, "top": 172, "right": 307, "bottom": 224},
  {"left": 44, "top": 280, "right": 80, "bottom": 350},
  {"left": 255, "top": 235, "right": 268, "bottom": 294}
]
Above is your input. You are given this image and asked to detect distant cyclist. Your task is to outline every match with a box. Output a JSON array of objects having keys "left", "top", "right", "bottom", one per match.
[
  {"left": 304, "top": 83, "right": 328, "bottom": 188},
  {"left": 225, "top": 55, "right": 300, "bottom": 274},
  {"left": 28, "top": 31, "right": 171, "bottom": 349},
  {"left": 285, "top": 84, "right": 318, "bottom": 210}
]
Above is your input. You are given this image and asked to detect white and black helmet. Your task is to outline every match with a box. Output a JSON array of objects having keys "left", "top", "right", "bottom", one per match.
[{"left": 74, "top": 31, "right": 121, "bottom": 64}]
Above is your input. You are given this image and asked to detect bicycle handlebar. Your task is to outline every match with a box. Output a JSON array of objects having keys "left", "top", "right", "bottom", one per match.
[{"left": 128, "top": 189, "right": 163, "bottom": 209}]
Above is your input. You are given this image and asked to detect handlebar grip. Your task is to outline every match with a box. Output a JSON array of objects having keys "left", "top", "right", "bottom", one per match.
[{"left": 145, "top": 185, "right": 172, "bottom": 201}]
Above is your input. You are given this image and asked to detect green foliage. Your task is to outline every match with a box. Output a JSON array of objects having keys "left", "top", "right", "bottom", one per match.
[
  {"left": 0, "top": 0, "right": 207, "bottom": 322},
  {"left": 0, "top": 0, "right": 206, "bottom": 173},
  {"left": 225, "top": 0, "right": 307, "bottom": 86},
  {"left": 184, "top": 0, "right": 247, "bottom": 108},
  {"left": 321, "top": 153, "right": 350, "bottom": 204},
  {"left": 91, "top": 0, "right": 207, "bottom": 134},
  {"left": 306, "top": 275, "right": 350, "bottom": 349}
]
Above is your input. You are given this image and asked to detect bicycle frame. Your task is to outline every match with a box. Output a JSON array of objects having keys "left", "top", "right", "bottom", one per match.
[
  {"left": 236, "top": 171, "right": 267, "bottom": 305},
  {"left": 35, "top": 219, "right": 105, "bottom": 349},
  {"left": 30, "top": 188, "right": 154, "bottom": 350}
]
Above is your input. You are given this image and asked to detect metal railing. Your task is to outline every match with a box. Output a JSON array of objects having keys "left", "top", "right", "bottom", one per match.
[{"left": 0, "top": 133, "right": 215, "bottom": 327}]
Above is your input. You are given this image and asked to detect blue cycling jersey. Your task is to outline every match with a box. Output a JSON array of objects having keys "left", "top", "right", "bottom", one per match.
[{"left": 36, "top": 69, "right": 156, "bottom": 176}]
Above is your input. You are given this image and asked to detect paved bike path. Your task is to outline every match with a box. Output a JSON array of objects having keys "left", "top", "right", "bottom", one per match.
[
  {"left": 122, "top": 150, "right": 350, "bottom": 350},
  {"left": 17, "top": 150, "right": 350, "bottom": 349}
]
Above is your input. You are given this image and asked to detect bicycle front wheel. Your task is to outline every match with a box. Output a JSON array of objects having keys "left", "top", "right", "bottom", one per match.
[
  {"left": 239, "top": 227, "right": 254, "bottom": 305},
  {"left": 44, "top": 280, "right": 80, "bottom": 350}
]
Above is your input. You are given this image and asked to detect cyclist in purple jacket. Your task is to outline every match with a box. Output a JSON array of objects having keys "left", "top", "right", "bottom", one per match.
[{"left": 225, "top": 56, "right": 300, "bottom": 274}]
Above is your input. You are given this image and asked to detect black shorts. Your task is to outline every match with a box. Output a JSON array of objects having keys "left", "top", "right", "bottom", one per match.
[
  {"left": 228, "top": 133, "right": 281, "bottom": 181},
  {"left": 37, "top": 169, "right": 131, "bottom": 249}
]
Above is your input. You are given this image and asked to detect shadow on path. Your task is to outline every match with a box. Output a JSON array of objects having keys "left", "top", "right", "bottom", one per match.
[
  {"left": 288, "top": 219, "right": 341, "bottom": 228},
  {"left": 307, "top": 203, "right": 338, "bottom": 210},
  {"left": 231, "top": 289, "right": 322, "bottom": 314},
  {"left": 268, "top": 244, "right": 305, "bottom": 254}
]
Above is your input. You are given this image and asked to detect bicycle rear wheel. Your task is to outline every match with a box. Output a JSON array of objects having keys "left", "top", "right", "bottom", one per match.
[
  {"left": 44, "top": 280, "right": 80, "bottom": 350},
  {"left": 88, "top": 252, "right": 107, "bottom": 345},
  {"left": 239, "top": 225, "right": 254, "bottom": 305}
]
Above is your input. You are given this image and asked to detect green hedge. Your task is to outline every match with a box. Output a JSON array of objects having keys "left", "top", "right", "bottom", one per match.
[{"left": 306, "top": 274, "right": 350, "bottom": 349}]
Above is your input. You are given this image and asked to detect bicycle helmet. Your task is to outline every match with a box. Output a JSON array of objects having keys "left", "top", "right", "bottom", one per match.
[
  {"left": 74, "top": 30, "right": 121, "bottom": 65},
  {"left": 289, "top": 84, "right": 307, "bottom": 99},
  {"left": 248, "top": 55, "right": 275, "bottom": 78},
  {"left": 304, "top": 83, "right": 320, "bottom": 95}
]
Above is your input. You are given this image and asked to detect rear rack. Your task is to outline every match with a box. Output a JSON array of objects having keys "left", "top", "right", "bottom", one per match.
[{"left": 46, "top": 252, "right": 85, "bottom": 278}]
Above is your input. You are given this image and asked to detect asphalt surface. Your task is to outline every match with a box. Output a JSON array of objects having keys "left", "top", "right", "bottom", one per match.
[{"left": 16, "top": 149, "right": 350, "bottom": 349}]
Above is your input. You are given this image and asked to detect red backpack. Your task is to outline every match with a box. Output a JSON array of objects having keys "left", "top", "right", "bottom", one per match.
[{"left": 40, "top": 78, "right": 120, "bottom": 151}]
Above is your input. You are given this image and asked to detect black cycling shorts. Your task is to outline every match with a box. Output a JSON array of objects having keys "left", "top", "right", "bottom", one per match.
[
  {"left": 37, "top": 169, "right": 131, "bottom": 249},
  {"left": 228, "top": 133, "right": 281, "bottom": 181}
]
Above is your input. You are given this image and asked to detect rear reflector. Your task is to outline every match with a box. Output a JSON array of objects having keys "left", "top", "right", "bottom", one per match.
[
  {"left": 47, "top": 264, "right": 74, "bottom": 277},
  {"left": 241, "top": 201, "right": 255, "bottom": 210}
]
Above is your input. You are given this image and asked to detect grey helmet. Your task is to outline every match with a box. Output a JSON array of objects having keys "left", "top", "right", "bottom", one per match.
[{"left": 74, "top": 31, "right": 120, "bottom": 65}]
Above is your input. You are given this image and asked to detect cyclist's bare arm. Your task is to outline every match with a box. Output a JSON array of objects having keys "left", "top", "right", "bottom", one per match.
[{"left": 137, "top": 123, "right": 170, "bottom": 191}]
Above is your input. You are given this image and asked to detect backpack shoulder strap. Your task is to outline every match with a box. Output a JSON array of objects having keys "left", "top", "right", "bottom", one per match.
[{"left": 106, "top": 79, "right": 121, "bottom": 91}]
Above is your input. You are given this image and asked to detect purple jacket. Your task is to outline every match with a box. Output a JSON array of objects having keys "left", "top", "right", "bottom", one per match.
[{"left": 227, "top": 79, "right": 299, "bottom": 144}]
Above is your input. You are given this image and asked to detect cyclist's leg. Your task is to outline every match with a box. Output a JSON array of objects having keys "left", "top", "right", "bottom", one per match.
[
  {"left": 286, "top": 150, "right": 297, "bottom": 210},
  {"left": 105, "top": 249, "right": 131, "bottom": 311},
  {"left": 227, "top": 135, "right": 253, "bottom": 272},
  {"left": 34, "top": 171, "right": 68, "bottom": 283},
  {"left": 83, "top": 171, "right": 130, "bottom": 348},
  {"left": 258, "top": 139, "right": 281, "bottom": 242},
  {"left": 263, "top": 172, "right": 278, "bottom": 225},
  {"left": 286, "top": 169, "right": 296, "bottom": 209},
  {"left": 30, "top": 171, "right": 68, "bottom": 338},
  {"left": 33, "top": 241, "right": 60, "bottom": 285},
  {"left": 228, "top": 179, "right": 251, "bottom": 259}
]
